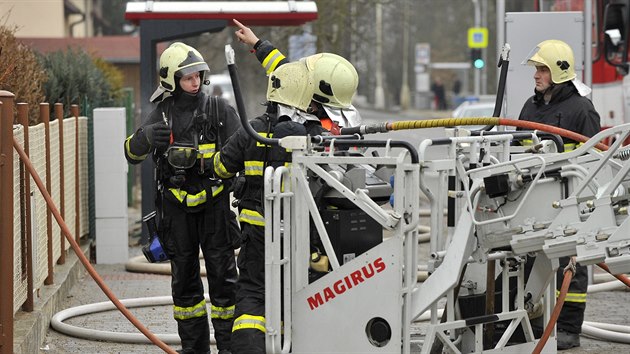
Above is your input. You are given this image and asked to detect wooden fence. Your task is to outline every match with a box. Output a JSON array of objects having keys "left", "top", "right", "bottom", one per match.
[{"left": 0, "top": 91, "right": 90, "bottom": 354}]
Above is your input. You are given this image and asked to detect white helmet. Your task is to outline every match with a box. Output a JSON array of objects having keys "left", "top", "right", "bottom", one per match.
[
  {"left": 150, "top": 42, "right": 210, "bottom": 102},
  {"left": 266, "top": 61, "right": 315, "bottom": 112},
  {"left": 523, "top": 39, "right": 591, "bottom": 96},
  {"left": 301, "top": 53, "right": 361, "bottom": 127},
  {"left": 302, "top": 53, "right": 359, "bottom": 109}
]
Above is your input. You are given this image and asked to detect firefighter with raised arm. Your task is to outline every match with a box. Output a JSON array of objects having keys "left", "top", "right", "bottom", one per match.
[
  {"left": 233, "top": 19, "right": 362, "bottom": 132},
  {"left": 519, "top": 39, "right": 600, "bottom": 350},
  {"left": 233, "top": 21, "right": 365, "bottom": 279},
  {"left": 123, "top": 42, "right": 241, "bottom": 354},
  {"left": 211, "top": 60, "right": 316, "bottom": 353}
]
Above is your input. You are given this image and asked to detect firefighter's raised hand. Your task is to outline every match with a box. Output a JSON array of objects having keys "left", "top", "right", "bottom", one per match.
[
  {"left": 142, "top": 122, "right": 171, "bottom": 149},
  {"left": 233, "top": 19, "right": 259, "bottom": 47}
]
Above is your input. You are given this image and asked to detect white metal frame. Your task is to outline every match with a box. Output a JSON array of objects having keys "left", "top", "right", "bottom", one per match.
[{"left": 263, "top": 124, "right": 630, "bottom": 353}]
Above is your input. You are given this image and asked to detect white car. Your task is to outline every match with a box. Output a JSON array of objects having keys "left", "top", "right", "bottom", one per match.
[
  {"left": 451, "top": 100, "right": 497, "bottom": 131},
  {"left": 452, "top": 100, "right": 495, "bottom": 118}
]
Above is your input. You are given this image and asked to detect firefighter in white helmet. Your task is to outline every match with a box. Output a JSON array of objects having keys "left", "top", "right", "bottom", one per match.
[
  {"left": 210, "top": 60, "right": 316, "bottom": 353},
  {"left": 519, "top": 39, "right": 600, "bottom": 350},
  {"left": 233, "top": 19, "right": 361, "bottom": 133},
  {"left": 519, "top": 39, "right": 600, "bottom": 144},
  {"left": 124, "top": 42, "right": 241, "bottom": 354},
  {"left": 234, "top": 18, "right": 367, "bottom": 269}
]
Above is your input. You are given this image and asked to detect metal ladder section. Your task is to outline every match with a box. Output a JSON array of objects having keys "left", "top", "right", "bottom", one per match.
[{"left": 261, "top": 123, "right": 630, "bottom": 354}]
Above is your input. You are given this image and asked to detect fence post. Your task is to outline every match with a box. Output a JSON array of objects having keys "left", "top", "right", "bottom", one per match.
[
  {"left": 17, "top": 103, "right": 34, "bottom": 312},
  {"left": 40, "top": 103, "right": 54, "bottom": 285},
  {"left": 54, "top": 104, "right": 65, "bottom": 264},
  {"left": 0, "top": 91, "right": 15, "bottom": 354},
  {"left": 71, "top": 105, "right": 80, "bottom": 243}
]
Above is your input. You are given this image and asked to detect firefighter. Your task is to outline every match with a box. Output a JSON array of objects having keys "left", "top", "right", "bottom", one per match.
[
  {"left": 519, "top": 39, "right": 601, "bottom": 350},
  {"left": 210, "top": 60, "right": 316, "bottom": 353},
  {"left": 233, "top": 19, "right": 364, "bottom": 278},
  {"left": 233, "top": 18, "right": 361, "bottom": 132},
  {"left": 124, "top": 42, "right": 241, "bottom": 354}
]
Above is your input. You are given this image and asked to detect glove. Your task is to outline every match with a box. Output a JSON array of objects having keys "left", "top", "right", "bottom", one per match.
[{"left": 142, "top": 122, "right": 171, "bottom": 149}]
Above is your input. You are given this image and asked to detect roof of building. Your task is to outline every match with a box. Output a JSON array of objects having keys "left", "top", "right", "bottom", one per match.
[{"left": 17, "top": 36, "right": 155, "bottom": 64}]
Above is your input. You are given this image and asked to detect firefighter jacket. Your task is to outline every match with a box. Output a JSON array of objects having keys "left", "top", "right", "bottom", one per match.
[
  {"left": 211, "top": 107, "right": 306, "bottom": 225},
  {"left": 518, "top": 82, "right": 597, "bottom": 335},
  {"left": 518, "top": 82, "right": 601, "bottom": 146},
  {"left": 252, "top": 39, "right": 289, "bottom": 75},
  {"left": 124, "top": 91, "right": 241, "bottom": 210}
]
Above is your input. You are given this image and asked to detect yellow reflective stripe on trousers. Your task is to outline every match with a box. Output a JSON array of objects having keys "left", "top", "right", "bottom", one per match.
[
  {"left": 213, "top": 152, "right": 235, "bottom": 179},
  {"left": 173, "top": 299, "right": 208, "bottom": 320},
  {"left": 240, "top": 208, "right": 265, "bottom": 226},
  {"left": 555, "top": 290, "right": 586, "bottom": 303},
  {"left": 262, "top": 49, "right": 285, "bottom": 75},
  {"left": 232, "top": 314, "right": 266, "bottom": 333},
  {"left": 125, "top": 135, "right": 147, "bottom": 161},
  {"left": 169, "top": 188, "right": 207, "bottom": 207},
  {"left": 198, "top": 143, "right": 216, "bottom": 158},
  {"left": 244, "top": 161, "right": 264, "bottom": 176},
  {"left": 211, "top": 304, "right": 235, "bottom": 320}
]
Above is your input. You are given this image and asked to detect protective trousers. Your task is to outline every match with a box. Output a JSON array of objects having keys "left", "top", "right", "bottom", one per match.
[
  {"left": 160, "top": 194, "right": 238, "bottom": 353},
  {"left": 231, "top": 222, "right": 266, "bottom": 354},
  {"left": 556, "top": 256, "right": 587, "bottom": 334}
]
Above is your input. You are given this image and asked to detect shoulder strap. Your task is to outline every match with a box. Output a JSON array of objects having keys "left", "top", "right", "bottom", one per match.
[
  {"left": 213, "top": 96, "right": 220, "bottom": 142},
  {"left": 161, "top": 98, "right": 174, "bottom": 128}
]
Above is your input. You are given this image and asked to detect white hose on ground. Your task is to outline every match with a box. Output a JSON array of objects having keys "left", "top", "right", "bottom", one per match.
[
  {"left": 52, "top": 293, "right": 442, "bottom": 345},
  {"left": 51, "top": 295, "right": 216, "bottom": 344},
  {"left": 588, "top": 280, "right": 628, "bottom": 293},
  {"left": 593, "top": 272, "right": 630, "bottom": 283},
  {"left": 125, "top": 255, "right": 180, "bottom": 275},
  {"left": 582, "top": 321, "right": 630, "bottom": 344}
]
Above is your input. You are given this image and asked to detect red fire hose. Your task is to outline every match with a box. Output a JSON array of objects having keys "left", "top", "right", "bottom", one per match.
[{"left": 13, "top": 137, "right": 177, "bottom": 354}]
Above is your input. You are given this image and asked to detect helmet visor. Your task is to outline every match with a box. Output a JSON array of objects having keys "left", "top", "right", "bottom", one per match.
[
  {"left": 322, "top": 105, "right": 362, "bottom": 128},
  {"left": 522, "top": 45, "right": 544, "bottom": 66},
  {"left": 166, "top": 145, "right": 198, "bottom": 170}
]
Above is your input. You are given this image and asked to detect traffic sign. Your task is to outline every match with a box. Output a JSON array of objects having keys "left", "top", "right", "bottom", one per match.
[
  {"left": 468, "top": 27, "right": 488, "bottom": 48},
  {"left": 415, "top": 43, "right": 431, "bottom": 65}
]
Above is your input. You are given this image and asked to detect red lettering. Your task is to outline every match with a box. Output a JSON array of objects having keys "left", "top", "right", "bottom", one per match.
[
  {"left": 343, "top": 275, "right": 354, "bottom": 289},
  {"left": 306, "top": 257, "right": 387, "bottom": 311},
  {"left": 307, "top": 293, "right": 324, "bottom": 310},
  {"left": 323, "top": 287, "right": 336, "bottom": 302},
  {"left": 374, "top": 257, "right": 386, "bottom": 273},
  {"left": 350, "top": 269, "right": 364, "bottom": 285},
  {"left": 333, "top": 279, "right": 346, "bottom": 294},
  {"left": 362, "top": 263, "right": 375, "bottom": 278}
]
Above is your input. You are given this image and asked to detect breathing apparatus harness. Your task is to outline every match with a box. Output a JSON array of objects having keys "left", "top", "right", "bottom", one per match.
[{"left": 143, "top": 95, "right": 227, "bottom": 262}]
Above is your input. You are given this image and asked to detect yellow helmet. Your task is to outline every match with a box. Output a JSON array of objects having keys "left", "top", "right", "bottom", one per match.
[
  {"left": 523, "top": 39, "right": 576, "bottom": 84},
  {"left": 150, "top": 42, "right": 210, "bottom": 102},
  {"left": 302, "top": 53, "right": 359, "bottom": 109},
  {"left": 266, "top": 61, "right": 315, "bottom": 112}
]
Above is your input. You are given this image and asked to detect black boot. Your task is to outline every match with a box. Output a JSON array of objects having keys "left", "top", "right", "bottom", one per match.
[{"left": 557, "top": 329, "right": 580, "bottom": 350}]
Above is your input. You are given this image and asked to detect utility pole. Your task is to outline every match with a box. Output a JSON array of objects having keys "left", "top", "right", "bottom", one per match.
[
  {"left": 375, "top": 1, "right": 385, "bottom": 109},
  {"left": 481, "top": 0, "right": 488, "bottom": 95},
  {"left": 473, "top": 0, "right": 481, "bottom": 96},
  {"left": 400, "top": 0, "right": 410, "bottom": 110}
]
